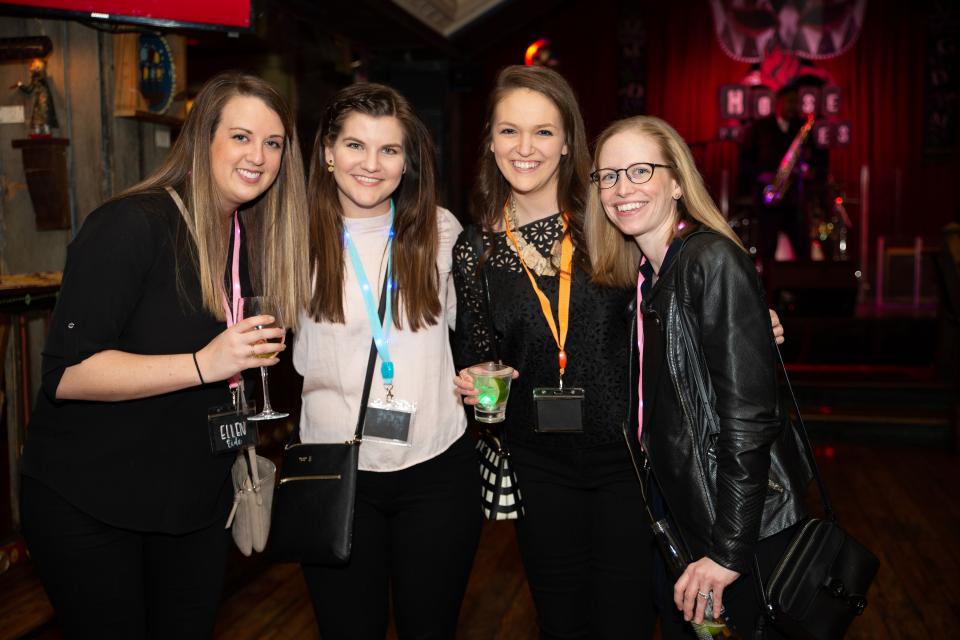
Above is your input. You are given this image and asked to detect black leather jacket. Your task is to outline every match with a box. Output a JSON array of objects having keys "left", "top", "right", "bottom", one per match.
[{"left": 622, "top": 229, "right": 811, "bottom": 574}]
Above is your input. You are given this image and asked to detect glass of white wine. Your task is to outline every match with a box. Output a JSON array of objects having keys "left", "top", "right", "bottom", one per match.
[{"left": 240, "top": 296, "right": 288, "bottom": 421}]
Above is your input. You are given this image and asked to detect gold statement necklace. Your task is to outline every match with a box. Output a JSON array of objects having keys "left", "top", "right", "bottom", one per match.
[{"left": 504, "top": 196, "right": 564, "bottom": 276}]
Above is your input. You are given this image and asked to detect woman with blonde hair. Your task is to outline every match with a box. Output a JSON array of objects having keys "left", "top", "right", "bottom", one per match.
[
  {"left": 20, "top": 71, "right": 309, "bottom": 637},
  {"left": 587, "top": 115, "right": 808, "bottom": 638}
]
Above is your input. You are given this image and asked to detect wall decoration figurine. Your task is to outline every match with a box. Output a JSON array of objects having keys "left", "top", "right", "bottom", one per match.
[{"left": 12, "top": 57, "right": 58, "bottom": 137}]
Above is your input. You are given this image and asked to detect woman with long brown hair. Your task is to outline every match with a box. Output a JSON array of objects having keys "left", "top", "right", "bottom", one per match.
[
  {"left": 452, "top": 64, "right": 657, "bottom": 639},
  {"left": 20, "top": 72, "right": 309, "bottom": 637},
  {"left": 294, "top": 83, "right": 480, "bottom": 638}
]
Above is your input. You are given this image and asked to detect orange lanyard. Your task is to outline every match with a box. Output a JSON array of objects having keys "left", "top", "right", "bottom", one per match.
[{"left": 503, "top": 206, "right": 574, "bottom": 382}]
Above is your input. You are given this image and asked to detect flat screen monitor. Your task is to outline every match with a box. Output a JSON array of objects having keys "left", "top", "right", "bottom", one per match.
[{"left": 0, "top": 0, "right": 253, "bottom": 31}]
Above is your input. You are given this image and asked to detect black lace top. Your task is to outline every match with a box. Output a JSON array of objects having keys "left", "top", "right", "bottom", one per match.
[{"left": 452, "top": 213, "right": 635, "bottom": 449}]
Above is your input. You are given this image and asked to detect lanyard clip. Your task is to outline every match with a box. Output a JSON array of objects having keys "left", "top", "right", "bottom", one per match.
[{"left": 384, "top": 384, "right": 395, "bottom": 402}]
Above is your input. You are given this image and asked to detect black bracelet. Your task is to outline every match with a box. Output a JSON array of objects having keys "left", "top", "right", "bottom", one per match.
[{"left": 192, "top": 352, "right": 205, "bottom": 385}]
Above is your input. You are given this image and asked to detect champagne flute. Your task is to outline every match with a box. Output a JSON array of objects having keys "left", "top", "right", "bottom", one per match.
[{"left": 240, "top": 296, "right": 289, "bottom": 421}]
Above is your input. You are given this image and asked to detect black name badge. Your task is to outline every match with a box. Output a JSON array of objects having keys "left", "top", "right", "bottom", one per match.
[
  {"left": 533, "top": 387, "right": 585, "bottom": 433},
  {"left": 363, "top": 407, "right": 412, "bottom": 444},
  {"left": 207, "top": 408, "right": 258, "bottom": 454}
]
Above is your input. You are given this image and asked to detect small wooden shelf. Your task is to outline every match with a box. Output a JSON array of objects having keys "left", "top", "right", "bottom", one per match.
[{"left": 116, "top": 110, "right": 184, "bottom": 128}]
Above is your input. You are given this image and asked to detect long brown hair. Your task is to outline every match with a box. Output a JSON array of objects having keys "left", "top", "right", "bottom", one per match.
[
  {"left": 306, "top": 83, "right": 440, "bottom": 331},
  {"left": 586, "top": 116, "right": 745, "bottom": 288},
  {"left": 472, "top": 65, "right": 592, "bottom": 272},
  {"left": 118, "top": 71, "right": 310, "bottom": 329}
]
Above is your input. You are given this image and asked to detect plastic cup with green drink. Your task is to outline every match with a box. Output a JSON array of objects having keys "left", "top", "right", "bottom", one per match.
[{"left": 468, "top": 362, "right": 514, "bottom": 423}]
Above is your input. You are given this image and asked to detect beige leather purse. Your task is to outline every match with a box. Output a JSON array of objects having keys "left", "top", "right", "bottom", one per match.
[{"left": 225, "top": 445, "right": 276, "bottom": 556}]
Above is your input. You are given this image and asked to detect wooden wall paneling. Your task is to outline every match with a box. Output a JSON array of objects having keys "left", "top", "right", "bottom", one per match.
[
  {"left": 0, "top": 18, "right": 70, "bottom": 273},
  {"left": 112, "top": 33, "right": 141, "bottom": 117},
  {"left": 63, "top": 21, "right": 104, "bottom": 226}
]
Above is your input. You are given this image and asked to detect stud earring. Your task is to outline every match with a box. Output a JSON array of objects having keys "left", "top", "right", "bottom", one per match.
[{"left": 326, "top": 160, "right": 335, "bottom": 173}]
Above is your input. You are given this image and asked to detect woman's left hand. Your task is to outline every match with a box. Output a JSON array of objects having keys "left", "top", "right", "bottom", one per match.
[{"left": 674, "top": 556, "right": 740, "bottom": 624}]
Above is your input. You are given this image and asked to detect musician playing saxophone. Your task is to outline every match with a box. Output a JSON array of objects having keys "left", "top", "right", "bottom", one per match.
[{"left": 738, "top": 85, "right": 828, "bottom": 270}]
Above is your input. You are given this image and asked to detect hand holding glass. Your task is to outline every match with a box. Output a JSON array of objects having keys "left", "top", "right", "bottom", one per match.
[
  {"left": 241, "top": 296, "right": 288, "bottom": 421},
  {"left": 468, "top": 362, "right": 514, "bottom": 423}
]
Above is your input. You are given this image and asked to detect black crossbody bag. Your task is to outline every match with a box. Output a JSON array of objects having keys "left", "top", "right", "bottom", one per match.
[
  {"left": 751, "top": 346, "right": 880, "bottom": 640},
  {"left": 269, "top": 278, "right": 386, "bottom": 565}
]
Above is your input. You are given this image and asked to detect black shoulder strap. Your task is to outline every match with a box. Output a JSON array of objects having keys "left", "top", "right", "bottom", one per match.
[
  {"left": 774, "top": 345, "right": 835, "bottom": 519},
  {"left": 468, "top": 225, "right": 501, "bottom": 364}
]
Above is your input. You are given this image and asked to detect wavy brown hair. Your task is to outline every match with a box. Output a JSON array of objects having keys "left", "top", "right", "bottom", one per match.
[
  {"left": 586, "top": 116, "right": 745, "bottom": 288},
  {"left": 472, "top": 65, "right": 592, "bottom": 272},
  {"left": 306, "top": 83, "right": 440, "bottom": 330},
  {"left": 118, "top": 71, "right": 310, "bottom": 329}
]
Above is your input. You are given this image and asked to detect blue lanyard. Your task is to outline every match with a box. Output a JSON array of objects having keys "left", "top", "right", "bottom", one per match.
[{"left": 343, "top": 201, "right": 395, "bottom": 386}]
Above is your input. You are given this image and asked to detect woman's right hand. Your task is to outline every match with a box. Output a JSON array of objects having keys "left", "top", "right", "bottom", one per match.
[
  {"left": 195, "top": 315, "right": 286, "bottom": 383},
  {"left": 454, "top": 365, "right": 520, "bottom": 406}
]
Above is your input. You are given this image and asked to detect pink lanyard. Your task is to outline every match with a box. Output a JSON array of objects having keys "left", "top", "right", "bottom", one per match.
[
  {"left": 636, "top": 260, "right": 647, "bottom": 444},
  {"left": 221, "top": 212, "right": 242, "bottom": 389}
]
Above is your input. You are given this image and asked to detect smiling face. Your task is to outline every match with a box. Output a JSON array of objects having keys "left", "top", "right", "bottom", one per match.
[
  {"left": 490, "top": 88, "right": 568, "bottom": 201},
  {"left": 324, "top": 112, "right": 405, "bottom": 219},
  {"left": 209, "top": 95, "right": 285, "bottom": 215},
  {"left": 596, "top": 129, "right": 681, "bottom": 249}
]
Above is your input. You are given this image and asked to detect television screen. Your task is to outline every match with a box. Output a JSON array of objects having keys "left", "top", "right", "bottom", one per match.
[{"left": 0, "top": 0, "right": 253, "bottom": 31}]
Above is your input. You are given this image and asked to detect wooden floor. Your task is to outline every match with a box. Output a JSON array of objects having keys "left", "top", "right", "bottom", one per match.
[{"left": 2, "top": 442, "right": 957, "bottom": 639}]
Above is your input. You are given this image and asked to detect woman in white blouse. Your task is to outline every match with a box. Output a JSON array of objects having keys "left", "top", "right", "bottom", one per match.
[{"left": 293, "top": 83, "right": 479, "bottom": 638}]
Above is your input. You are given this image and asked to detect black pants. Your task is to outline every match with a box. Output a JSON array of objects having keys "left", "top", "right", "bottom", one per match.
[
  {"left": 20, "top": 474, "right": 230, "bottom": 639},
  {"left": 302, "top": 431, "right": 481, "bottom": 639},
  {"left": 510, "top": 440, "right": 656, "bottom": 640}
]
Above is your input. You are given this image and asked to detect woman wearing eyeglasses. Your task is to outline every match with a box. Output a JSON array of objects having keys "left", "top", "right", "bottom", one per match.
[{"left": 586, "top": 115, "right": 808, "bottom": 638}]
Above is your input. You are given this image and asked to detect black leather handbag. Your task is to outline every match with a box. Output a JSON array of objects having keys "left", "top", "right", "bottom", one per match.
[
  {"left": 753, "top": 348, "right": 880, "bottom": 640},
  {"left": 269, "top": 279, "right": 385, "bottom": 565}
]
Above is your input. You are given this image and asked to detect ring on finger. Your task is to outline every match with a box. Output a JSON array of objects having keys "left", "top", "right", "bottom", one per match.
[{"left": 697, "top": 591, "right": 709, "bottom": 599}]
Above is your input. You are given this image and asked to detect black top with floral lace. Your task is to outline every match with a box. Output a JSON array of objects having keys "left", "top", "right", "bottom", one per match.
[{"left": 452, "top": 213, "right": 635, "bottom": 449}]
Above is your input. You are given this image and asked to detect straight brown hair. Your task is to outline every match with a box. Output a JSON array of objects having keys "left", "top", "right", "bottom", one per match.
[
  {"left": 118, "top": 71, "right": 310, "bottom": 329},
  {"left": 586, "top": 116, "right": 745, "bottom": 288},
  {"left": 306, "top": 83, "right": 440, "bottom": 331},
  {"left": 472, "top": 65, "right": 592, "bottom": 273}
]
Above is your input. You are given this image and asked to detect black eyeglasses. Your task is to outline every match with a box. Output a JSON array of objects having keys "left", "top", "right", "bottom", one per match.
[{"left": 590, "top": 162, "right": 675, "bottom": 189}]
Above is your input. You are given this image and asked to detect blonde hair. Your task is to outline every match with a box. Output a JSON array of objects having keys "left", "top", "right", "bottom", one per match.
[
  {"left": 586, "top": 116, "right": 744, "bottom": 287},
  {"left": 117, "top": 72, "right": 309, "bottom": 329}
]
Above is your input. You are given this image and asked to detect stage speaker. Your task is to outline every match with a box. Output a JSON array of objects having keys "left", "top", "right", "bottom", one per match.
[{"left": 767, "top": 261, "right": 858, "bottom": 317}]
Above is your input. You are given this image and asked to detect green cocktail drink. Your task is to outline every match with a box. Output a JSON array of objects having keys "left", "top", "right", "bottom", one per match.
[{"left": 468, "top": 362, "right": 514, "bottom": 423}]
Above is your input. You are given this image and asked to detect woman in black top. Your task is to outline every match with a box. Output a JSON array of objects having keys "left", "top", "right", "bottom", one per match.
[
  {"left": 452, "top": 65, "right": 656, "bottom": 639},
  {"left": 20, "top": 72, "right": 309, "bottom": 638}
]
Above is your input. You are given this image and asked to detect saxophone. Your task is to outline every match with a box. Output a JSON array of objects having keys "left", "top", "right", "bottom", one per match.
[{"left": 762, "top": 114, "right": 815, "bottom": 206}]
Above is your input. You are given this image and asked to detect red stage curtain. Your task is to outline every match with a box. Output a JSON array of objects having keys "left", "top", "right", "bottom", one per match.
[{"left": 644, "top": 0, "right": 959, "bottom": 258}]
